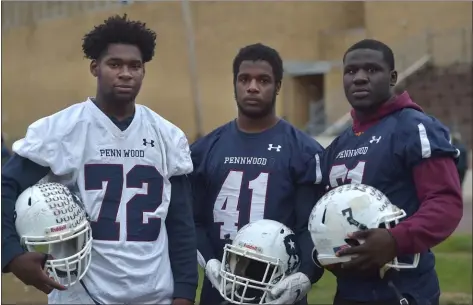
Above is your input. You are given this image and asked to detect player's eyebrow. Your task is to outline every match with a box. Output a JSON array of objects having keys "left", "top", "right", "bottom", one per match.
[
  {"left": 239, "top": 72, "right": 273, "bottom": 79},
  {"left": 344, "top": 62, "right": 384, "bottom": 72},
  {"left": 106, "top": 57, "right": 142, "bottom": 64}
]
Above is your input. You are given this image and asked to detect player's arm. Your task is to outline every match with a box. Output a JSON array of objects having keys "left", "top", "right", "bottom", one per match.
[
  {"left": 191, "top": 176, "right": 217, "bottom": 266},
  {"left": 294, "top": 183, "right": 325, "bottom": 283},
  {"left": 165, "top": 175, "right": 199, "bottom": 302},
  {"left": 2, "top": 154, "right": 51, "bottom": 272},
  {"left": 292, "top": 139, "right": 325, "bottom": 283},
  {"left": 265, "top": 140, "right": 326, "bottom": 305},
  {"left": 190, "top": 141, "right": 217, "bottom": 267},
  {"left": 389, "top": 117, "right": 463, "bottom": 255},
  {"left": 2, "top": 135, "right": 11, "bottom": 163}
]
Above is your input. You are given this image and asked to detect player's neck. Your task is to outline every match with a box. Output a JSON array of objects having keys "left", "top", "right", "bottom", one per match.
[
  {"left": 94, "top": 96, "right": 135, "bottom": 121},
  {"left": 354, "top": 108, "right": 379, "bottom": 122},
  {"left": 236, "top": 113, "right": 280, "bottom": 133},
  {"left": 354, "top": 96, "right": 394, "bottom": 122}
]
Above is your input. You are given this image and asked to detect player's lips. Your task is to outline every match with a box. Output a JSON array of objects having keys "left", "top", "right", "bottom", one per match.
[
  {"left": 351, "top": 88, "right": 370, "bottom": 98},
  {"left": 114, "top": 85, "right": 133, "bottom": 93},
  {"left": 243, "top": 97, "right": 263, "bottom": 105}
]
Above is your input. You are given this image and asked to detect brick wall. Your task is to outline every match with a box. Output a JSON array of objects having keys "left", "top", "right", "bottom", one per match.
[{"left": 404, "top": 63, "right": 472, "bottom": 148}]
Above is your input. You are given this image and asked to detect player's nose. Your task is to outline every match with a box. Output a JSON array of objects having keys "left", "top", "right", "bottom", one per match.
[
  {"left": 118, "top": 67, "right": 133, "bottom": 80},
  {"left": 246, "top": 79, "right": 260, "bottom": 93},
  {"left": 353, "top": 70, "right": 369, "bottom": 85}
]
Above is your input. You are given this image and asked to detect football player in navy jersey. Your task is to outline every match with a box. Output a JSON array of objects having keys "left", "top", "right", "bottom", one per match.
[
  {"left": 320, "top": 39, "right": 463, "bottom": 305},
  {"left": 190, "top": 43, "right": 325, "bottom": 305}
]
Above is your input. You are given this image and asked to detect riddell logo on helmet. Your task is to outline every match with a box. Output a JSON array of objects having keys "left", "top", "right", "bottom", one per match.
[
  {"left": 239, "top": 242, "right": 263, "bottom": 253},
  {"left": 50, "top": 224, "right": 67, "bottom": 233}
]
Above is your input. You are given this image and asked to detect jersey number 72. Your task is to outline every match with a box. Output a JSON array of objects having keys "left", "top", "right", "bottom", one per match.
[{"left": 84, "top": 164, "right": 163, "bottom": 242}]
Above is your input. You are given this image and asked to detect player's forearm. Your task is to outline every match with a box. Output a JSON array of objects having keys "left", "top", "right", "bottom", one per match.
[
  {"left": 195, "top": 226, "right": 217, "bottom": 266},
  {"left": 2, "top": 188, "right": 25, "bottom": 272},
  {"left": 1, "top": 155, "right": 51, "bottom": 272},
  {"left": 294, "top": 185, "right": 324, "bottom": 283},
  {"left": 166, "top": 175, "right": 199, "bottom": 301},
  {"left": 296, "top": 231, "right": 324, "bottom": 283},
  {"left": 192, "top": 187, "right": 217, "bottom": 264},
  {"left": 389, "top": 157, "right": 463, "bottom": 255}
]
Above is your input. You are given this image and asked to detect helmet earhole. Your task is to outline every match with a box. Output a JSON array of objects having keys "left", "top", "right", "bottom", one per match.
[
  {"left": 28, "top": 197, "right": 32, "bottom": 206},
  {"left": 321, "top": 208, "right": 327, "bottom": 224}
]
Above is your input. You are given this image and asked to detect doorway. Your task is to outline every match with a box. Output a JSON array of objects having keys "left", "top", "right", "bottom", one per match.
[{"left": 292, "top": 74, "right": 325, "bottom": 134}]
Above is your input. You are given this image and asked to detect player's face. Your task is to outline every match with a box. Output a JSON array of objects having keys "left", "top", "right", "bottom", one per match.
[
  {"left": 235, "top": 60, "right": 280, "bottom": 119},
  {"left": 343, "top": 49, "right": 397, "bottom": 111},
  {"left": 91, "top": 43, "right": 144, "bottom": 104}
]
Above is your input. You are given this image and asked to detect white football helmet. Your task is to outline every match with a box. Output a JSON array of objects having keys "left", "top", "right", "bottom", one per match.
[
  {"left": 219, "top": 219, "right": 301, "bottom": 305},
  {"left": 309, "top": 183, "right": 419, "bottom": 270},
  {"left": 15, "top": 182, "right": 93, "bottom": 287}
]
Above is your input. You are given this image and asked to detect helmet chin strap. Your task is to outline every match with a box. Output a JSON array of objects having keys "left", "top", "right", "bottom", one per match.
[{"left": 382, "top": 268, "right": 409, "bottom": 305}]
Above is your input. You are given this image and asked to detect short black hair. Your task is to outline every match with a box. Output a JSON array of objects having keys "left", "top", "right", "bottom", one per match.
[
  {"left": 343, "top": 39, "right": 395, "bottom": 70},
  {"left": 82, "top": 14, "right": 157, "bottom": 63},
  {"left": 232, "top": 43, "right": 283, "bottom": 84}
]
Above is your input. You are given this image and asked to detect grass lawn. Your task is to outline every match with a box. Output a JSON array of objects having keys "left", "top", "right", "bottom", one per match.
[
  {"left": 196, "top": 234, "right": 472, "bottom": 305},
  {"left": 3, "top": 235, "right": 471, "bottom": 304}
]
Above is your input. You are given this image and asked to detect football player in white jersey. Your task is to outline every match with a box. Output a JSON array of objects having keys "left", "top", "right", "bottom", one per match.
[{"left": 2, "top": 14, "right": 198, "bottom": 305}]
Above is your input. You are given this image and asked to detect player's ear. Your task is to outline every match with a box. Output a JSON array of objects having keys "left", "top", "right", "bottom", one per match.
[
  {"left": 275, "top": 81, "right": 281, "bottom": 95},
  {"left": 389, "top": 70, "right": 397, "bottom": 87},
  {"left": 90, "top": 60, "right": 98, "bottom": 77}
]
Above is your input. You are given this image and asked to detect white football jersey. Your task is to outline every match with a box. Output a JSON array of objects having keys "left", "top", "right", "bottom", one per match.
[{"left": 12, "top": 98, "right": 193, "bottom": 304}]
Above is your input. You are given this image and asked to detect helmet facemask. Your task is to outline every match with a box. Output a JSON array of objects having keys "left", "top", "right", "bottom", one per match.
[
  {"left": 220, "top": 244, "right": 284, "bottom": 305},
  {"left": 220, "top": 244, "right": 284, "bottom": 304},
  {"left": 378, "top": 211, "right": 420, "bottom": 270},
  {"left": 219, "top": 219, "right": 300, "bottom": 304}
]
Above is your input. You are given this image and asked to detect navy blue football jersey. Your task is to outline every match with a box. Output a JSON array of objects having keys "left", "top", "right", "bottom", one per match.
[
  {"left": 192, "top": 119, "right": 324, "bottom": 257},
  {"left": 322, "top": 107, "right": 458, "bottom": 301},
  {"left": 191, "top": 119, "right": 324, "bottom": 304}
]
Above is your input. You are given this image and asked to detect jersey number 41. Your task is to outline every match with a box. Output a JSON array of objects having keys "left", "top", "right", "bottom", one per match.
[{"left": 213, "top": 170, "right": 268, "bottom": 240}]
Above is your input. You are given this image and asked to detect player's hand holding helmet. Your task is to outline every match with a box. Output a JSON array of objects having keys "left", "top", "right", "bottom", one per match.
[
  {"left": 12, "top": 182, "right": 93, "bottom": 291},
  {"left": 205, "top": 258, "right": 225, "bottom": 291},
  {"left": 219, "top": 219, "right": 303, "bottom": 305},
  {"left": 308, "top": 183, "right": 420, "bottom": 276}
]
